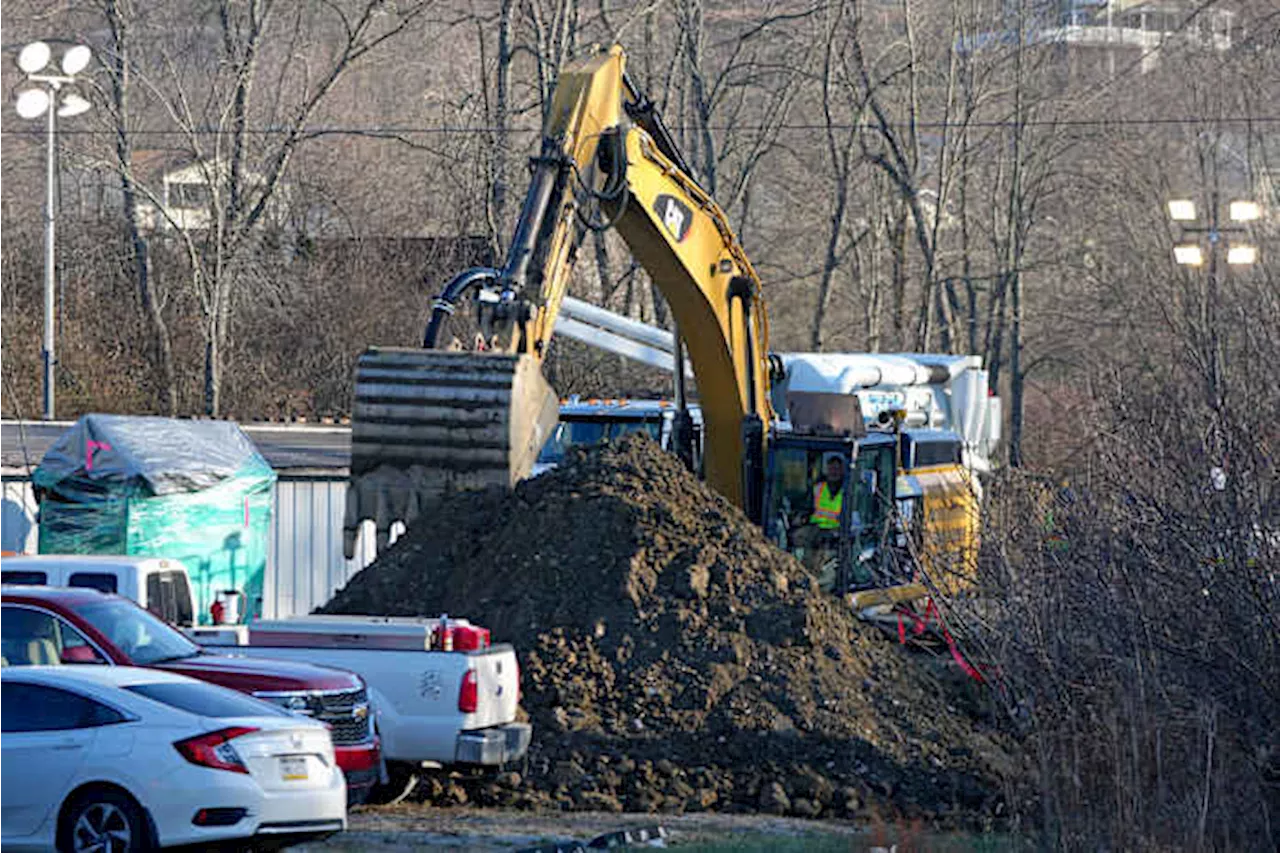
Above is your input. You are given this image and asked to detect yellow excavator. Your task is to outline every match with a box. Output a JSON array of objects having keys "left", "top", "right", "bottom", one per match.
[{"left": 342, "top": 45, "right": 979, "bottom": 608}]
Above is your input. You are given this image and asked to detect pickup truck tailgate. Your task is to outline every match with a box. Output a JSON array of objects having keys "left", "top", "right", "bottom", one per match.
[{"left": 466, "top": 645, "right": 520, "bottom": 730}]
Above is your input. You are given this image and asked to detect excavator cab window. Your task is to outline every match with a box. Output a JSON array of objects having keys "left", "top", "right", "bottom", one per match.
[
  {"left": 763, "top": 439, "right": 859, "bottom": 592},
  {"left": 852, "top": 439, "right": 896, "bottom": 554},
  {"left": 762, "top": 445, "right": 813, "bottom": 548}
]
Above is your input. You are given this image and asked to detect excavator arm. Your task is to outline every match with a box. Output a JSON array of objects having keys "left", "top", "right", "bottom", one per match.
[{"left": 345, "top": 46, "right": 772, "bottom": 556}]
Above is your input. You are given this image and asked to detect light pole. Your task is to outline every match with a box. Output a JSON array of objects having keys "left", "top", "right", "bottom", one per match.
[
  {"left": 13, "top": 41, "right": 93, "bottom": 421},
  {"left": 1168, "top": 194, "right": 1260, "bottom": 267},
  {"left": 1167, "top": 194, "right": 1260, "bottom": 417}
]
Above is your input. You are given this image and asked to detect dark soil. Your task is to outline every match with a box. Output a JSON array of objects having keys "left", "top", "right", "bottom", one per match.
[{"left": 321, "top": 435, "right": 1023, "bottom": 826}]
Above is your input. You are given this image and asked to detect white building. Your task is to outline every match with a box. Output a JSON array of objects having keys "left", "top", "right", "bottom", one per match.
[
  {"left": 132, "top": 154, "right": 289, "bottom": 233},
  {"left": 959, "top": 0, "right": 1238, "bottom": 76}
]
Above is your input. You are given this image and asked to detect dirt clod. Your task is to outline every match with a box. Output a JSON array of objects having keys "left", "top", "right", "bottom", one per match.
[
  {"left": 322, "top": 435, "right": 1019, "bottom": 824},
  {"left": 759, "top": 781, "right": 790, "bottom": 815}
]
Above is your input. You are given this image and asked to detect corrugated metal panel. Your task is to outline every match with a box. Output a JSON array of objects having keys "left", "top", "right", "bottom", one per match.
[
  {"left": 0, "top": 474, "right": 384, "bottom": 619},
  {"left": 262, "top": 478, "right": 380, "bottom": 619},
  {"left": 1, "top": 478, "right": 39, "bottom": 554}
]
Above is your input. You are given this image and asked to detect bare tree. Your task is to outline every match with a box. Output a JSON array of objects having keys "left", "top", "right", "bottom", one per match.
[
  {"left": 85, "top": 0, "right": 432, "bottom": 416},
  {"left": 95, "top": 0, "right": 179, "bottom": 414}
]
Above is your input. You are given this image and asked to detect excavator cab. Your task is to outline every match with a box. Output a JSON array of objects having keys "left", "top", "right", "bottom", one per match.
[
  {"left": 757, "top": 390, "right": 869, "bottom": 592},
  {"left": 762, "top": 435, "right": 866, "bottom": 594}
]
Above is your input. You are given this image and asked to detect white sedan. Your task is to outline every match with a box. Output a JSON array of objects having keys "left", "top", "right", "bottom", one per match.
[{"left": 1, "top": 666, "right": 346, "bottom": 851}]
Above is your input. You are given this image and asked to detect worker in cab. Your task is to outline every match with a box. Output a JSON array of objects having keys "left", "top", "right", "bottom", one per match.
[
  {"left": 810, "top": 455, "right": 846, "bottom": 530},
  {"left": 791, "top": 454, "right": 846, "bottom": 591}
]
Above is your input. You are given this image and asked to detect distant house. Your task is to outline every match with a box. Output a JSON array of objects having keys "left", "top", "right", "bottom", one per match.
[
  {"left": 131, "top": 152, "right": 290, "bottom": 233},
  {"left": 959, "top": 0, "right": 1239, "bottom": 77}
]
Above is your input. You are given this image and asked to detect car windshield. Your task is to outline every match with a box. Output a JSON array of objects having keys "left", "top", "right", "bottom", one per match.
[
  {"left": 125, "top": 682, "right": 290, "bottom": 719},
  {"left": 76, "top": 598, "right": 200, "bottom": 665}
]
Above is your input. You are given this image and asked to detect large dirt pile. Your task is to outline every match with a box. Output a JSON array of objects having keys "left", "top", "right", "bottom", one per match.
[{"left": 322, "top": 435, "right": 1021, "bottom": 824}]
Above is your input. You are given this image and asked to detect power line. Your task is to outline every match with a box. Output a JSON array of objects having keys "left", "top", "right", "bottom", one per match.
[{"left": 1, "top": 115, "right": 1277, "bottom": 139}]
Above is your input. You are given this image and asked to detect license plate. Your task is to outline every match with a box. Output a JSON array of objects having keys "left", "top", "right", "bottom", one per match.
[{"left": 280, "top": 756, "right": 308, "bottom": 781}]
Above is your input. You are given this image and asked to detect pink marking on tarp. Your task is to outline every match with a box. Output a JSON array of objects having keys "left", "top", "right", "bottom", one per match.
[
  {"left": 85, "top": 440, "right": 112, "bottom": 472},
  {"left": 244, "top": 497, "right": 250, "bottom": 527}
]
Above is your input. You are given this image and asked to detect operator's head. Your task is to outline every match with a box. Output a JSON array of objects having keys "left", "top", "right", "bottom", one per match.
[{"left": 825, "top": 455, "right": 845, "bottom": 484}]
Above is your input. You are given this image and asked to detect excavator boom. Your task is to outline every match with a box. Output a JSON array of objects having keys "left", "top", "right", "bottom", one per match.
[{"left": 345, "top": 46, "right": 771, "bottom": 557}]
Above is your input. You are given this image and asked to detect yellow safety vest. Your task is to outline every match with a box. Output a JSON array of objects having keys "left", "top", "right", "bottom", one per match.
[{"left": 810, "top": 482, "right": 842, "bottom": 529}]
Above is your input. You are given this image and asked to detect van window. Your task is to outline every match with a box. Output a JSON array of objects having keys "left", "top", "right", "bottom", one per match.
[
  {"left": 145, "top": 571, "right": 194, "bottom": 627},
  {"left": 1, "top": 570, "right": 48, "bottom": 586},
  {"left": 69, "top": 572, "right": 119, "bottom": 594}
]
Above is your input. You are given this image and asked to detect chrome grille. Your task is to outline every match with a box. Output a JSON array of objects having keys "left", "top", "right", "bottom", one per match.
[
  {"left": 314, "top": 688, "right": 372, "bottom": 745},
  {"left": 253, "top": 687, "right": 374, "bottom": 745}
]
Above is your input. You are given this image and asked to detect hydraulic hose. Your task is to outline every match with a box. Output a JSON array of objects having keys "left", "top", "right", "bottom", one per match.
[{"left": 422, "top": 267, "right": 502, "bottom": 349}]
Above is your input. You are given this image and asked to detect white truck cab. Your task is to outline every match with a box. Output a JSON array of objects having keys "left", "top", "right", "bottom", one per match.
[{"left": 0, "top": 554, "right": 195, "bottom": 627}]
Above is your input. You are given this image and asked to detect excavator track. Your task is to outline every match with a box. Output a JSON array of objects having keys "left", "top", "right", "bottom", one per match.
[{"left": 343, "top": 348, "right": 559, "bottom": 557}]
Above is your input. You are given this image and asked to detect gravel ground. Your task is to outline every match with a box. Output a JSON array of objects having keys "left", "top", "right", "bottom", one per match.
[{"left": 298, "top": 805, "right": 890, "bottom": 851}]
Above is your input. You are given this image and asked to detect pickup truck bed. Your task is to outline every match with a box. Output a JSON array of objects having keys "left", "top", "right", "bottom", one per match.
[{"left": 192, "top": 618, "right": 529, "bottom": 771}]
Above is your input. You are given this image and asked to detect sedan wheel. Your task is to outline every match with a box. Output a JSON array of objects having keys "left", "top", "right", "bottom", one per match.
[{"left": 61, "top": 791, "right": 147, "bottom": 853}]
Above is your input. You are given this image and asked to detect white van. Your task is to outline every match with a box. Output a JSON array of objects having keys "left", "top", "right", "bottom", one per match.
[{"left": 0, "top": 555, "right": 195, "bottom": 627}]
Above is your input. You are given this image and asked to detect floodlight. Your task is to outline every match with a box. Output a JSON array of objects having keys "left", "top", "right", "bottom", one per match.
[
  {"left": 58, "top": 93, "right": 91, "bottom": 117},
  {"left": 1227, "top": 245, "right": 1258, "bottom": 265},
  {"left": 1229, "top": 200, "right": 1261, "bottom": 223},
  {"left": 17, "top": 42, "right": 51, "bottom": 74},
  {"left": 1173, "top": 245, "right": 1204, "bottom": 266},
  {"left": 1167, "top": 199, "right": 1197, "bottom": 222},
  {"left": 61, "top": 45, "right": 92, "bottom": 75},
  {"left": 15, "top": 88, "right": 50, "bottom": 119}
]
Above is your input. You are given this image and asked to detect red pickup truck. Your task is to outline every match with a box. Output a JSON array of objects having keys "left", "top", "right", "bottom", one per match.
[{"left": 0, "top": 586, "right": 381, "bottom": 802}]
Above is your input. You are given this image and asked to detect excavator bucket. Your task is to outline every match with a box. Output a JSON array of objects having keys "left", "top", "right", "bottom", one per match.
[{"left": 343, "top": 348, "right": 559, "bottom": 557}]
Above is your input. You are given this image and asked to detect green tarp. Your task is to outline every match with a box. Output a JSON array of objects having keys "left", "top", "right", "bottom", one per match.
[{"left": 34, "top": 415, "right": 275, "bottom": 624}]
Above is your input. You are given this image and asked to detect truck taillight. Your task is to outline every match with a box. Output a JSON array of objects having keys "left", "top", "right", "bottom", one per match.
[
  {"left": 458, "top": 669, "right": 478, "bottom": 713},
  {"left": 174, "top": 726, "right": 258, "bottom": 773}
]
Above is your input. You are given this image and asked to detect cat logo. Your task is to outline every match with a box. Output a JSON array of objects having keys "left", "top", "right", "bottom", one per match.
[{"left": 654, "top": 194, "right": 692, "bottom": 243}]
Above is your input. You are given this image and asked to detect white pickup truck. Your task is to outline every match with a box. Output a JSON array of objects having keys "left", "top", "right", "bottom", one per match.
[
  {"left": 3, "top": 555, "right": 530, "bottom": 804},
  {"left": 190, "top": 615, "right": 530, "bottom": 802}
]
